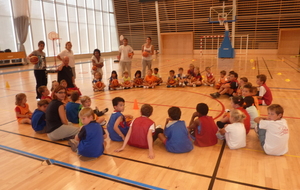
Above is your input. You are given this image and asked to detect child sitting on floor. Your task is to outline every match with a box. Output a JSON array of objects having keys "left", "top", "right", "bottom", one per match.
[
  {"left": 243, "top": 96, "right": 259, "bottom": 129},
  {"left": 133, "top": 70, "right": 144, "bottom": 88},
  {"left": 15, "top": 93, "right": 32, "bottom": 124},
  {"left": 188, "top": 67, "right": 202, "bottom": 87},
  {"left": 107, "top": 97, "right": 131, "bottom": 141},
  {"left": 153, "top": 68, "right": 163, "bottom": 85},
  {"left": 218, "top": 109, "right": 246, "bottom": 149},
  {"left": 157, "top": 106, "right": 193, "bottom": 153},
  {"left": 109, "top": 70, "right": 122, "bottom": 90},
  {"left": 68, "top": 107, "right": 105, "bottom": 161},
  {"left": 215, "top": 70, "right": 227, "bottom": 89},
  {"left": 166, "top": 70, "right": 178, "bottom": 87},
  {"left": 177, "top": 67, "right": 187, "bottom": 87},
  {"left": 38, "top": 85, "right": 52, "bottom": 103},
  {"left": 143, "top": 69, "right": 158, "bottom": 88},
  {"left": 234, "top": 77, "right": 248, "bottom": 96},
  {"left": 50, "top": 80, "right": 59, "bottom": 98},
  {"left": 115, "top": 104, "right": 157, "bottom": 159},
  {"left": 121, "top": 71, "right": 133, "bottom": 89},
  {"left": 66, "top": 91, "right": 81, "bottom": 124},
  {"left": 31, "top": 99, "right": 49, "bottom": 133},
  {"left": 202, "top": 67, "right": 215, "bottom": 87},
  {"left": 254, "top": 104, "right": 289, "bottom": 156},
  {"left": 92, "top": 71, "right": 106, "bottom": 92},
  {"left": 256, "top": 74, "right": 273, "bottom": 106},
  {"left": 188, "top": 103, "right": 218, "bottom": 147},
  {"left": 216, "top": 96, "right": 251, "bottom": 134}
]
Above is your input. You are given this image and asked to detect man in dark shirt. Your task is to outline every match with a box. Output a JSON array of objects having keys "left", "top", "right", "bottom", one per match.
[{"left": 57, "top": 56, "right": 76, "bottom": 88}]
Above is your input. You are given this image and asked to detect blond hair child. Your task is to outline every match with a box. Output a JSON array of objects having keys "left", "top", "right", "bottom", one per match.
[
  {"left": 203, "top": 67, "right": 215, "bottom": 86},
  {"left": 92, "top": 72, "right": 106, "bottom": 92},
  {"left": 15, "top": 93, "right": 32, "bottom": 124},
  {"left": 143, "top": 69, "right": 157, "bottom": 88},
  {"left": 219, "top": 109, "right": 246, "bottom": 149},
  {"left": 68, "top": 107, "right": 105, "bottom": 161},
  {"left": 122, "top": 71, "right": 133, "bottom": 89},
  {"left": 50, "top": 80, "right": 59, "bottom": 98}
]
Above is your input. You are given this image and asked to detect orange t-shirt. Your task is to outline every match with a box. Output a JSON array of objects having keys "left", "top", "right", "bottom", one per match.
[
  {"left": 15, "top": 103, "right": 31, "bottom": 122},
  {"left": 144, "top": 75, "right": 157, "bottom": 83}
]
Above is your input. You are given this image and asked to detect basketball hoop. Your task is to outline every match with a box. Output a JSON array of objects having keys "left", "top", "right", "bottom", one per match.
[
  {"left": 47, "top": 31, "right": 60, "bottom": 68},
  {"left": 218, "top": 17, "right": 226, "bottom": 25}
]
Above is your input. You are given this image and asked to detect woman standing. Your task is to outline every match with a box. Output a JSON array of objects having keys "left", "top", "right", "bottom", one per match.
[
  {"left": 141, "top": 37, "right": 154, "bottom": 77},
  {"left": 45, "top": 85, "right": 79, "bottom": 141},
  {"left": 91, "top": 49, "right": 104, "bottom": 75},
  {"left": 28, "top": 40, "right": 47, "bottom": 100},
  {"left": 57, "top": 41, "right": 76, "bottom": 79}
]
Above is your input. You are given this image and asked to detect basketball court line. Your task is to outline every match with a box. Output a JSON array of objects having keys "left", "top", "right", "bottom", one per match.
[
  {"left": 280, "top": 57, "right": 300, "bottom": 73},
  {"left": 261, "top": 57, "right": 273, "bottom": 79},
  {"left": 0, "top": 145, "right": 164, "bottom": 190},
  {"left": 0, "top": 127, "right": 287, "bottom": 189}
]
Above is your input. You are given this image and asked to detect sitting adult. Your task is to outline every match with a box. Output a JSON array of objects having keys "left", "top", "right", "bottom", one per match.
[
  {"left": 57, "top": 56, "right": 76, "bottom": 88},
  {"left": 45, "top": 85, "right": 79, "bottom": 141}
]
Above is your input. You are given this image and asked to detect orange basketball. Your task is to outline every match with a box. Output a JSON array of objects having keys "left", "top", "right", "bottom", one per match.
[
  {"left": 30, "top": 56, "right": 39, "bottom": 64},
  {"left": 124, "top": 81, "right": 130, "bottom": 85},
  {"left": 135, "top": 78, "right": 143, "bottom": 85},
  {"left": 92, "top": 66, "right": 97, "bottom": 71},
  {"left": 142, "top": 51, "right": 149, "bottom": 57},
  {"left": 191, "top": 77, "right": 196, "bottom": 82},
  {"left": 111, "top": 79, "right": 119, "bottom": 87},
  {"left": 96, "top": 81, "right": 103, "bottom": 88},
  {"left": 128, "top": 52, "right": 133, "bottom": 57},
  {"left": 169, "top": 80, "right": 176, "bottom": 85}
]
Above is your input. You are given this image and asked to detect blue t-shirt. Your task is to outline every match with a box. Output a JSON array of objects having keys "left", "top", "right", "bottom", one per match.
[
  {"left": 165, "top": 120, "right": 193, "bottom": 153},
  {"left": 31, "top": 109, "right": 46, "bottom": 132},
  {"left": 78, "top": 121, "right": 104, "bottom": 158},
  {"left": 65, "top": 102, "right": 81, "bottom": 124},
  {"left": 107, "top": 112, "right": 129, "bottom": 141}
]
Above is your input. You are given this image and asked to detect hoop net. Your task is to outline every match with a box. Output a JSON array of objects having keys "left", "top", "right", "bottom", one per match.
[{"left": 218, "top": 13, "right": 227, "bottom": 26}]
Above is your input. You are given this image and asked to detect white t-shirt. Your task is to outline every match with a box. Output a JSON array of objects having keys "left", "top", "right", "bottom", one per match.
[
  {"left": 119, "top": 45, "right": 134, "bottom": 62},
  {"left": 142, "top": 44, "right": 153, "bottom": 61},
  {"left": 259, "top": 86, "right": 267, "bottom": 105},
  {"left": 259, "top": 119, "right": 289, "bottom": 156},
  {"left": 246, "top": 106, "right": 259, "bottom": 129},
  {"left": 225, "top": 122, "right": 246, "bottom": 149},
  {"left": 91, "top": 55, "right": 104, "bottom": 75},
  {"left": 58, "top": 49, "right": 75, "bottom": 68}
]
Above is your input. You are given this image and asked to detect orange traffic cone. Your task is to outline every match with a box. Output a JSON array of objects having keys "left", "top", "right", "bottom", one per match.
[
  {"left": 133, "top": 99, "right": 139, "bottom": 110},
  {"left": 6, "top": 81, "right": 10, "bottom": 89}
]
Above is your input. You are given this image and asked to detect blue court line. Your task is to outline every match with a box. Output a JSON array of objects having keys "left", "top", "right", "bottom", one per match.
[
  {"left": 0, "top": 144, "right": 165, "bottom": 190},
  {"left": 0, "top": 61, "right": 90, "bottom": 75}
]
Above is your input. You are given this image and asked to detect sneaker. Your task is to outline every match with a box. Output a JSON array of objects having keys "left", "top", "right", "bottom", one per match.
[
  {"left": 203, "top": 83, "right": 208, "bottom": 86},
  {"left": 193, "top": 84, "right": 196, "bottom": 87},
  {"left": 216, "top": 132, "right": 225, "bottom": 140},
  {"left": 210, "top": 93, "right": 218, "bottom": 98},
  {"left": 167, "top": 85, "right": 171, "bottom": 88},
  {"left": 68, "top": 139, "right": 78, "bottom": 152},
  {"left": 94, "top": 107, "right": 109, "bottom": 116},
  {"left": 210, "top": 84, "right": 214, "bottom": 87}
]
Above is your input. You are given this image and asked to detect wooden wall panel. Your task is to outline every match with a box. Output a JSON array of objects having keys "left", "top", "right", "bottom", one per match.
[{"left": 161, "top": 32, "right": 193, "bottom": 55}]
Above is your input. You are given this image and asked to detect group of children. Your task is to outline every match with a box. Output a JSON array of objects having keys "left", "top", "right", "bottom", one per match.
[{"left": 14, "top": 64, "right": 289, "bottom": 161}]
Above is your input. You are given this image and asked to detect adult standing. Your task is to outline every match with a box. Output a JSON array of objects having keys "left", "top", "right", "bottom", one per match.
[
  {"left": 57, "top": 56, "right": 76, "bottom": 88},
  {"left": 141, "top": 37, "right": 154, "bottom": 77},
  {"left": 28, "top": 40, "right": 47, "bottom": 100},
  {"left": 45, "top": 85, "right": 79, "bottom": 141},
  {"left": 57, "top": 41, "right": 76, "bottom": 79},
  {"left": 118, "top": 38, "right": 134, "bottom": 78},
  {"left": 91, "top": 49, "right": 104, "bottom": 76}
]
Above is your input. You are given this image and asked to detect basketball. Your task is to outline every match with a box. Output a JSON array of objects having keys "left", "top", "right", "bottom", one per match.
[
  {"left": 124, "top": 81, "right": 131, "bottom": 85},
  {"left": 111, "top": 79, "right": 119, "bottom": 87},
  {"left": 96, "top": 81, "right": 103, "bottom": 88},
  {"left": 128, "top": 52, "right": 133, "bottom": 57},
  {"left": 30, "top": 56, "right": 39, "bottom": 65},
  {"left": 169, "top": 79, "right": 176, "bottom": 85},
  {"left": 142, "top": 51, "right": 149, "bottom": 57},
  {"left": 135, "top": 78, "right": 143, "bottom": 85},
  {"left": 92, "top": 66, "right": 97, "bottom": 71}
]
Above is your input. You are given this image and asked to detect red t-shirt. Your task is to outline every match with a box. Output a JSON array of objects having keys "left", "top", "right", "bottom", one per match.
[{"left": 194, "top": 116, "right": 218, "bottom": 147}]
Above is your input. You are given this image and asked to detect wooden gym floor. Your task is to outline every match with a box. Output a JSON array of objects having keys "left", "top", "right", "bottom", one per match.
[{"left": 0, "top": 53, "right": 300, "bottom": 190}]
